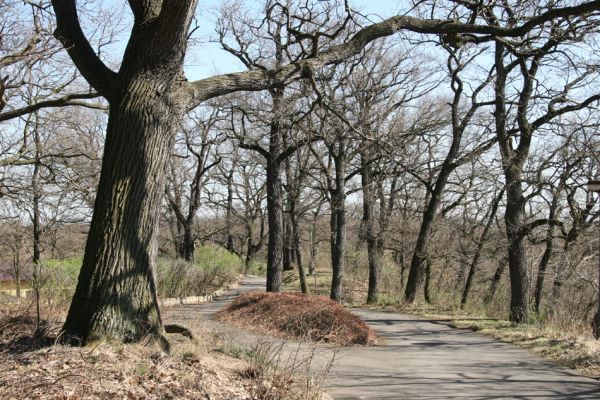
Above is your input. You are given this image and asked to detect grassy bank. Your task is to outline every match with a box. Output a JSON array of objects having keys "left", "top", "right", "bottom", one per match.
[{"left": 41, "top": 245, "right": 263, "bottom": 301}]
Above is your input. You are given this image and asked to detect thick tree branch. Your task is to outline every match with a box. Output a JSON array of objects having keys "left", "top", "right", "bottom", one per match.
[
  {"left": 239, "top": 141, "right": 269, "bottom": 159},
  {"left": 188, "top": 1, "right": 600, "bottom": 107},
  {"left": 531, "top": 94, "right": 600, "bottom": 133},
  {"left": 0, "top": 92, "right": 104, "bottom": 122},
  {"left": 51, "top": 0, "right": 119, "bottom": 97}
]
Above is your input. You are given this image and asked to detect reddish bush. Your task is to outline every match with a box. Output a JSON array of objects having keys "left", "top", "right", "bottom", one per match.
[{"left": 216, "top": 291, "right": 375, "bottom": 346}]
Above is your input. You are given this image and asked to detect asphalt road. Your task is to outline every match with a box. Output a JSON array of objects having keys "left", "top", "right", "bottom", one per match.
[{"left": 165, "top": 276, "right": 600, "bottom": 400}]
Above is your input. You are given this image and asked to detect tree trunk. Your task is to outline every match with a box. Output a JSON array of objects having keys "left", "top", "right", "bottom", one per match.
[
  {"left": 366, "top": 235, "right": 379, "bottom": 304},
  {"left": 504, "top": 167, "right": 530, "bottom": 323},
  {"left": 32, "top": 125, "right": 42, "bottom": 328},
  {"left": 283, "top": 214, "right": 293, "bottom": 271},
  {"left": 533, "top": 236, "right": 553, "bottom": 314},
  {"left": 405, "top": 165, "right": 452, "bottom": 303},
  {"left": 266, "top": 155, "right": 283, "bottom": 292},
  {"left": 245, "top": 243, "right": 256, "bottom": 270},
  {"left": 226, "top": 166, "right": 235, "bottom": 253},
  {"left": 13, "top": 253, "right": 21, "bottom": 299},
  {"left": 308, "top": 229, "right": 318, "bottom": 276},
  {"left": 330, "top": 193, "right": 346, "bottom": 302},
  {"left": 265, "top": 88, "right": 285, "bottom": 292},
  {"left": 179, "top": 225, "right": 194, "bottom": 262},
  {"left": 424, "top": 258, "right": 432, "bottom": 304},
  {"left": 329, "top": 140, "right": 347, "bottom": 302},
  {"left": 533, "top": 185, "right": 562, "bottom": 314},
  {"left": 291, "top": 207, "right": 308, "bottom": 294},
  {"left": 62, "top": 88, "right": 182, "bottom": 344},
  {"left": 461, "top": 188, "right": 503, "bottom": 308},
  {"left": 395, "top": 250, "right": 406, "bottom": 288},
  {"left": 484, "top": 257, "right": 507, "bottom": 305},
  {"left": 361, "top": 153, "right": 379, "bottom": 304},
  {"left": 308, "top": 206, "right": 322, "bottom": 276}
]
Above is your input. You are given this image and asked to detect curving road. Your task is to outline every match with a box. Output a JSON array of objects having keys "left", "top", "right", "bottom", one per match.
[{"left": 164, "top": 277, "right": 600, "bottom": 400}]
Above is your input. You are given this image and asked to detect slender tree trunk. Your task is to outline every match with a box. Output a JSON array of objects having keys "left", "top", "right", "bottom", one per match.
[
  {"left": 395, "top": 249, "right": 406, "bottom": 288},
  {"left": 361, "top": 153, "right": 379, "bottom": 304},
  {"left": 309, "top": 231, "right": 319, "bottom": 276},
  {"left": 32, "top": 125, "right": 42, "bottom": 328},
  {"left": 424, "top": 258, "right": 432, "bottom": 304},
  {"left": 405, "top": 165, "right": 452, "bottom": 303},
  {"left": 308, "top": 207, "right": 321, "bottom": 276},
  {"left": 455, "top": 248, "right": 470, "bottom": 293},
  {"left": 484, "top": 257, "right": 507, "bottom": 305},
  {"left": 283, "top": 214, "right": 293, "bottom": 271},
  {"left": 329, "top": 141, "right": 347, "bottom": 302},
  {"left": 330, "top": 192, "right": 346, "bottom": 301},
  {"left": 533, "top": 186, "right": 562, "bottom": 313},
  {"left": 291, "top": 207, "right": 308, "bottom": 294},
  {"left": 245, "top": 223, "right": 255, "bottom": 271},
  {"left": 534, "top": 237, "right": 554, "bottom": 314},
  {"left": 13, "top": 253, "right": 21, "bottom": 299},
  {"left": 461, "top": 189, "right": 503, "bottom": 307},
  {"left": 226, "top": 167, "right": 235, "bottom": 253}
]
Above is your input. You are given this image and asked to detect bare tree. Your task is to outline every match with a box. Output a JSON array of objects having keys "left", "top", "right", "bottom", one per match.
[
  {"left": 404, "top": 39, "right": 496, "bottom": 303},
  {"left": 164, "top": 108, "right": 224, "bottom": 261},
  {"left": 487, "top": 2, "right": 600, "bottom": 322}
]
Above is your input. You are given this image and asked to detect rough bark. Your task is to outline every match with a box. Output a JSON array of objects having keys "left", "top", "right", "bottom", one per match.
[
  {"left": 424, "top": 258, "right": 432, "bottom": 304},
  {"left": 266, "top": 152, "right": 284, "bottom": 292},
  {"left": 53, "top": 0, "right": 198, "bottom": 344},
  {"left": 503, "top": 132, "right": 530, "bottom": 323},
  {"left": 63, "top": 90, "right": 181, "bottom": 344}
]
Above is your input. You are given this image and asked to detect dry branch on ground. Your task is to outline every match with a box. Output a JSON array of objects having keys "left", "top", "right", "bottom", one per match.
[{"left": 216, "top": 291, "right": 376, "bottom": 345}]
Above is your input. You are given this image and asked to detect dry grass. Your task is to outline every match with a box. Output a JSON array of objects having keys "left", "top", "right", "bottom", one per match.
[
  {"left": 215, "top": 291, "right": 375, "bottom": 346},
  {"left": 0, "top": 259, "right": 330, "bottom": 400},
  {"left": 1, "top": 298, "right": 335, "bottom": 400},
  {"left": 0, "top": 310, "right": 259, "bottom": 400}
]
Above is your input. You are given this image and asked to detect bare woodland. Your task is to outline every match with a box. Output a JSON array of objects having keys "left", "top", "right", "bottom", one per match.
[{"left": 2, "top": 0, "right": 600, "bottom": 349}]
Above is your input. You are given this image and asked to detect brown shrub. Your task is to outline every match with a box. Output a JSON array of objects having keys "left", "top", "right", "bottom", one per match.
[{"left": 216, "top": 291, "right": 375, "bottom": 345}]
